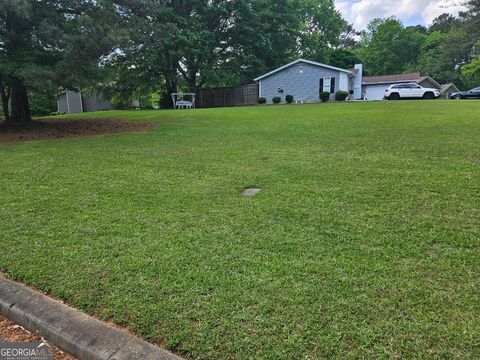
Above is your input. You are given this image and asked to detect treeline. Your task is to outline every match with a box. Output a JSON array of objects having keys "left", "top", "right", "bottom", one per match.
[
  {"left": 355, "top": 2, "right": 480, "bottom": 89},
  {"left": 0, "top": 0, "right": 479, "bottom": 123}
]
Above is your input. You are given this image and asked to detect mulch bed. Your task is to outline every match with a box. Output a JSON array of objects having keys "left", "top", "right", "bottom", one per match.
[
  {"left": 0, "top": 314, "right": 76, "bottom": 359},
  {"left": 0, "top": 119, "right": 152, "bottom": 143}
]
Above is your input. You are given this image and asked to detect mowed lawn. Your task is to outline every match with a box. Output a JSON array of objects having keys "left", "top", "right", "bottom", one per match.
[{"left": 1, "top": 101, "right": 479, "bottom": 359}]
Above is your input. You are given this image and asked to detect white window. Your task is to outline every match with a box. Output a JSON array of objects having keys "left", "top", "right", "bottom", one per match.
[{"left": 323, "top": 77, "right": 332, "bottom": 92}]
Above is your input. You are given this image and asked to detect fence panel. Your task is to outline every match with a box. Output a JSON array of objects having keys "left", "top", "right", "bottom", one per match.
[{"left": 196, "top": 83, "right": 258, "bottom": 108}]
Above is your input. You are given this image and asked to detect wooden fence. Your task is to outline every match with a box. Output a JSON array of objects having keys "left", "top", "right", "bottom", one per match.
[{"left": 196, "top": 83, "right": 258, "bottom": 108}]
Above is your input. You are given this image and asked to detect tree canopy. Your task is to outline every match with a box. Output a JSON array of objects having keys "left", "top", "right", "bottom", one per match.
[
  {"left": 102, "top": 0, "right": 346, "bottom": 107},
  {"left": 0, "top": 0, "right": 116, "bottom": 124}
]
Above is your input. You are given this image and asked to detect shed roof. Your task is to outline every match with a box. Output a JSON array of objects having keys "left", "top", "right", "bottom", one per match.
[
  {"left": 417, "top": 76, "right": 442, "bottom": 89},
  {"left": 254, "top": 59, "right": 352, "bottom": 81},
  {"left": 441, "top": 83, "right": 460, "bottom": 92}
]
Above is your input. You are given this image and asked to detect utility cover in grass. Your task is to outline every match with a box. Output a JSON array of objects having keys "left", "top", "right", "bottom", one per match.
[{"left": 241, "top": 188, "right": 261, "bottom": 197}]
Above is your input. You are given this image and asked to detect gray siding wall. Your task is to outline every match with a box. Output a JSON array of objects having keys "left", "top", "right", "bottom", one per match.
[
  {"left": 67, "top": 91, "right": 83, "bottom": 113},
  {"left": 259, "top": 62, "right": 344, "bottom": 103},
  {"left": 57, "top": 94, "right": 68, "bottom": 114},
  {"left": 82, "top": 93, "right": 113, "bottom": 112},
  {"left": 57, "top": 91, "right": 83, "bottom": 114}
]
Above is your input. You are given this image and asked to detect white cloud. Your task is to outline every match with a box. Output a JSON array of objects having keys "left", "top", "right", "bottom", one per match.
[{"left": 336, "top": 0, "right": 467, "bottom": 30}]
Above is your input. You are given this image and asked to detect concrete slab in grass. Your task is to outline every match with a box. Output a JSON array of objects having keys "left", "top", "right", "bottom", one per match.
[
  {"left": 0, "top": 276, "right": 183, "bottom": 360},
  {"left": 241, "top": 188, "right": 262, "bottom": 197}
]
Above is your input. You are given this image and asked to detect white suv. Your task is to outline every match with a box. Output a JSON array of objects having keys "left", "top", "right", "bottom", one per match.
[{"left": 385, "top": 83, "right": 440, "bottom": 100}]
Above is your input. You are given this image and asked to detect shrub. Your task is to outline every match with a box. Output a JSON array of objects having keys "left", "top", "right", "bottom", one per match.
[
  {"left": 272, "top": 96, "right": 281, "bottom": 104},
  {"left": 320, "top": 92, "right": 330, "bottom": 102},
  {"left": 285, "top": 94, "right": 294, "bottom": 104},
  {"left": 257, "top": 97, "right": 267, "bottom": 104},
  {"left": 335, "top": 91, "right": 349, "bottom": 101}
]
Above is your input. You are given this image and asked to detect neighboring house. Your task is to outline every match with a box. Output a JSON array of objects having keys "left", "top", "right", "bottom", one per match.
[
  {"left": 254, "top": 59, "right": 363, "bottom": 103},
  {"left": 440, "top": 83, "right": 460, "bottom": 98},
  {"left": 362, "top": 73, "right": 443, "bottom": 100},
  {"left": 57, "top": 90, "right": 140, "bottom": 114}
]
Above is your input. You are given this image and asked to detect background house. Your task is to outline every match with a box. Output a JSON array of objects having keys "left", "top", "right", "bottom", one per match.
[
  {"left": 440, "top": 83, "right": 460, "bottom": 98},
  {"left": 57, "top": 90, "right": 139, "bottom": 114},
  {"left": 254, "top": 59, "right": 363, "bottom": 103},
  {"left": 362, "top": 73, "right": 443, "bottom": 100}
]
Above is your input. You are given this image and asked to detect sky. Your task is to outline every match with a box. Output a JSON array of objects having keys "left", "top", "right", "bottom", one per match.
[{"left": 335, "top": 0, "right": 468, "bottom": 30}]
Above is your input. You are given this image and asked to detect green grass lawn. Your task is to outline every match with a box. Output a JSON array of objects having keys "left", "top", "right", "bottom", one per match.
[{"left": 1, "top": 101, "right": 479, "bottom": 359}]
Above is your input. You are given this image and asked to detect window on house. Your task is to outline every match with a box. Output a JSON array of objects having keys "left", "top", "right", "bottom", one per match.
[{"left": 319, "top": 77, "right": 336, "bottom": 94}]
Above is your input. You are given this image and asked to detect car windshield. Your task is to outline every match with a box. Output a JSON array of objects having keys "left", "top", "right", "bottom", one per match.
[{"left": 471, "top": 87, "right": 480, "bottom": 91}]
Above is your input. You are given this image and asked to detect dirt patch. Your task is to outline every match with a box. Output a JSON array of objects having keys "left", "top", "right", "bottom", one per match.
[
  {"left": 0, "top": 118, "right": 152, "bottom": 143},
  {"left": 0, "top": 314, "right": 76, "bottom": 359}
]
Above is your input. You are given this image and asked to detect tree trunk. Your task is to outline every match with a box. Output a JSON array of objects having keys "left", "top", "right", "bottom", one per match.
[
  {"left": 187, "top": 69, "right": 198, "bottom": 93},
  {"left": 0, "top": 86, "right": 11, "bottom": 125},
  {"left": 10, "top": 80, "right": 31, "bottom": 124},
  {"left": 162, "top": 60, "right": 178, "bottom": 109},
  {"left": 163, "top": 77, "right": 177, "bottom": 109}
]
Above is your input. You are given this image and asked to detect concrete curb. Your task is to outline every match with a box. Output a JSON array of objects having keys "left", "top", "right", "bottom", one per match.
[{"left": 0, "top": 276, "right": 183, "bottom": 360}]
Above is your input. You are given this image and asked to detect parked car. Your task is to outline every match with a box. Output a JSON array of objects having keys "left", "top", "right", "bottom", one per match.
[
  {"left": 449, "top": 87, "right": 480, "bottom": 99},
  {"left": 385, "top": 83, "right": 440, "bottom": 100}
]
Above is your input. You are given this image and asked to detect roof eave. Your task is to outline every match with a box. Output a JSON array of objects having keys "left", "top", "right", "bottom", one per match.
[
  {"left": 254, "top": 59, "right": 353, "bottom": 81},
  {"left": 362, "top": 80, "right": 420, "bottom": 85}
]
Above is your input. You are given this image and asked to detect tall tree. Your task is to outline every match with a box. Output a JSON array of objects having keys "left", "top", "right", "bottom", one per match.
[
  {"left": 356, "top": 18, "right": 426, "bottom": 75},
  {"left": 0, "top": 0, "right": 115, "bottom": 125},
  {"left": 460, "top": 0, "right": 480, "bottom": 86},
  {"left": 295, "top": 0, "right": 344, "bottom": 62},
  {"left": 429, "top": 13, "right": 460, "bottom": 33}
]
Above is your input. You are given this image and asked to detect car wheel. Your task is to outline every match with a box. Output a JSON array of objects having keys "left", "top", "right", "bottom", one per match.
[
  {"left": 454, "top": 95, "right": 462, "bottom": 100},
  {"left": 423, "top": 92, "right": 434, "bottom": 100},
  {"left": 389, "top": 93, "right": 400, "bottom": 100}
]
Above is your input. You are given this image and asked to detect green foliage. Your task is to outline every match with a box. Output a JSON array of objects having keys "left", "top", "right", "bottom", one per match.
[
  {"left": 28, "top": 89, "right": 57, "bottom": 116},
  {"left": 462, "top": 56, "right": 480, "bottom": 88},
  {"left": 328, "top": 48, "right": 361, "bottom": 69},
  {"left": 356, "top": 18, "right": 426, "bottom": 76},
  {"left": 108, "top": 0, "right": 345, "bottom": 104},
  {"left": 417, "top": 29, "right": 471, "bottom": 87},
  {"left": 257, "top": 97, "right": 267, "bottom": 104},
  {"left": 272, "top": 96, "right": 281, "bottom": 104},
  {"left": 0, "top": 0, "right": 116, "bottom": 122},
  {"left": 320, "top": 91, "right": 330, "bottom": 102},
  {"left": 335, "top": 91, "right": 349, "bottom": 101},
  {"left": 294, "top": 0, "right": 345, "bottom": 62},
  {"left": 355, "top": 3, "right": 480, "bottom": 88},
  {"left": 285, "top": 95, "right": 294, "bottom": 104},
  {"left": 429, "top": 13, "right": 460, "bottom": 33}
]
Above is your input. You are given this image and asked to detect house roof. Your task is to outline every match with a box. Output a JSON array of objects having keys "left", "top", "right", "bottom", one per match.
[
  {"left": 417, "top": 76, "right": 442, "bottom": 89},
  {"left": 254, "top": 59, "right": 352, "bottom": 81},
  {"left": 441, "top": 83, "right": 460, "bottom": 92},
  {"left": 362, "top": 72, "right": 421, "bottom": 85}
]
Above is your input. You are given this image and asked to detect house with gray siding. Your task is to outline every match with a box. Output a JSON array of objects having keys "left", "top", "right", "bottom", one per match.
[{"left": 254, "top": 59, "right": 363, "bottom": 103}]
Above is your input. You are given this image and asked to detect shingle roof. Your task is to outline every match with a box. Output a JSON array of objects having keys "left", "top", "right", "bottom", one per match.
[
  {"left": 440, "top": 83, "right": 459, "bottom": 92},
  {"left": 362, "top": 72, "right": 421, "bottom": 84}
]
